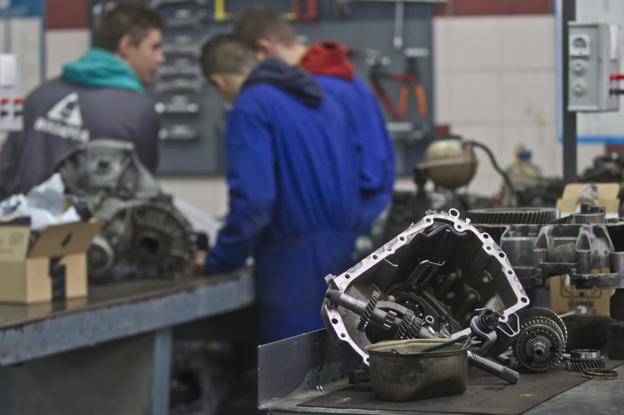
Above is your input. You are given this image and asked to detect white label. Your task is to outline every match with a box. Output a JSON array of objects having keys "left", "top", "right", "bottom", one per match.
[
  {"left": 609, "top": 24, "right": 620, "bottom": 60},
  {"left": 0, "top": 54, "right": 17, "bottom": 87}
]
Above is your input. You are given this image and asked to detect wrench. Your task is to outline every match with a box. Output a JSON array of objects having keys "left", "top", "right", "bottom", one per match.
[
  {"left": 155, "top": 95, "right": 201, "bottom": 115},
  {"left": 162, "top": 36, "right": 204, "bottom": 58},
  {"left": 150, "top": 0, "right": 208, "bottom": 9},
  {"left": 214, "top": 0, "right": 231, "bottom": 22},
  {"left": 157, "top": 59, "right": 203, "bottom": 79},
  {"left": 167, "top": 9, "right": 208, "bottom": 30},
  {"left": 159, "top": 125, "right": 199, "bottom": 141},
  {"left": 393, "top": 1, "right": 404, "bottom": 50},
  {"left": 154, "top": 78, "right": 204, "bottom": 94}
]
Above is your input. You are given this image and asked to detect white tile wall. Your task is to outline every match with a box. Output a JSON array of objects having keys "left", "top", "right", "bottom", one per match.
[
  {"left": 500, "top": 72, "right": 556, "bottom": 123},
  {"left": 447, "top": 17, "right": 500, "bottom": 71},
  {"left": 45, "top": 30, "right": 90, "bottom": 79},
  {"left": 434, "top": 71, "right": 454, "bottom": 122},
  {"left": 450, "top": 72, "right": 501, "bottom": 123},
  {"left": 433, "top": 15, "right": 605, "bottom": 196},
  {"left": 499, "top": 16, "right": 555, "bottom": 70}
]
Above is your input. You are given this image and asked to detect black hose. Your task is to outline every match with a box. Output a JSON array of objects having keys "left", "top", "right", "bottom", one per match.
[{"left": 465, "top": 140, "right": 516, "bottom": 195}]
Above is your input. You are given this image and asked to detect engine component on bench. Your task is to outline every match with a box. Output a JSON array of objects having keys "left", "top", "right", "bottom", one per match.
[
  {"left": 329, "top": 286, "right": 521, "bottom": 383},
  {"left": 468, "top": 207, "right": 559, "bottom": 226},
  {"left": 580, "top": 153, "right": 624, "bottom": 183},
  {"left": 88, "top": 199, "right": 195, "bottom": 282},
  {"left": 517, "top": 307, "right": 568, "bottom": 345},
  {"left": 607, "top": 320, "right": 624, "bottom": 360},
  {"left": 57, "top": 139, "right": 162, "bottom": 200},
  {"left": 56, "top": 140, "right": 196, "bottom": 282},
  {"left": 565, "top": 349, "right": 606, "bottom": 372},
  {"left": 322, "top": 209, "right": 529, "bottom": 365},
  {"left": 513, "top": 309, "right": 566, "bottom": 372},
  {"left": 469, "top": 205, "right": 624, "bottom": 294}
]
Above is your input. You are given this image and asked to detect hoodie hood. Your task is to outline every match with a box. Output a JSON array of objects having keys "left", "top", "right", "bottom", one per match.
[
  {"left": 243, "top": 58, "right": 323, "bottom": 107},
  {"left": 61, "top": 48, "right": 144, "bottom": 93},
  {"left": 300, "top": 41, "right": 355, "bottom": 80}
]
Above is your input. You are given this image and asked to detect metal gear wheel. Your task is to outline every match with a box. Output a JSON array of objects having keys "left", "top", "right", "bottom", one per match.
[
  {"left": 517, "top": 307, "right": 568, "bottom": 346},
  {"left": 394, "top": 310, "right": 423, "bottom": 340},
  {"left": 513, "top": 316, "right": 565, "bottom": 372},
  {"left": 467, "top": 207, "right": 559, "bottom": 225},
  {"left": 357, "top": 290, "right": 381, "bottom": 332},
  {"left": 566, "top": 349, "right": 606, "bottom": 372}
]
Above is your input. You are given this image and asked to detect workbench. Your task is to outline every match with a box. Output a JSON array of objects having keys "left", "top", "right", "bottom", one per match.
[
  {"left": 259, "top": 329, "right": 624, "bottom": 415},
  {"left": 0, "top": 270, "right": 254, "bottom": 415}
]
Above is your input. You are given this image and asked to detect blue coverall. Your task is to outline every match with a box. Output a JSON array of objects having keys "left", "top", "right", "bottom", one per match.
[{"left": 205, "top": 59, "right": 361, "bottom": 344}]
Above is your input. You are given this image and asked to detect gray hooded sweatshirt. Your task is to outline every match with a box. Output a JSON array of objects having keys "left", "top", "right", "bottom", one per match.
[{"left": 0, "top": 48, "right": 160, "bottom": 198}]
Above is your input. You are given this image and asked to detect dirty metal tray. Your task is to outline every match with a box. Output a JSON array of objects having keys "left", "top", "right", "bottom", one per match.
[{"left": 259, "top": 330, "right": 624, "bottom": 415}]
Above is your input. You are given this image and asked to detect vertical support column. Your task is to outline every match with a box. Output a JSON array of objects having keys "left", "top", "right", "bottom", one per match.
[
  {"left": 562, "top": 0, "right": 577, "bottom": 183},
  {"left": 152, "top": 328, "right": 172, "bottom": 415}
]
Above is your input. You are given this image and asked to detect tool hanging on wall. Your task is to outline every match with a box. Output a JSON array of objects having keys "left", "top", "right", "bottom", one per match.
[
  {"left": 159, "top": 124, "right": 199, "bottom": 141},
  {"left": 393, "top": 0, "right": 405, "bottom": 50},
  {"left": 167, "top": 8, "right": 208, "bottom": 30},
  {"left": 213, "top": 0, "right": 231, "bottom": 22},
  {"left": 287, "top": 0, "right": 319, "bottom": 22},
  {"left": 150, "top": 0, "right": 207, "bottom": 9},
  {"left": 367, "top": 48, "right": 429, "bottom": 120},
  {"left": 155, "top": 95, "right": 201, "bottom": 116},
  {"left": 398, "top": 48, "right": 428, "bottom": 118},
  {"left": 162, "top": 35, "right": 204, "bottom": 58}
]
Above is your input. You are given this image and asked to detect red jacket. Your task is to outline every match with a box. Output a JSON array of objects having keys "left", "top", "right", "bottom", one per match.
[{"left": 300, "top": 41, "right": 355, "bottom": 80}]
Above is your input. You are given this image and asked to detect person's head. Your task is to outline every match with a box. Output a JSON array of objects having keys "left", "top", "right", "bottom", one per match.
[
  {"left": 233, "top": 6, "right": 305, "bottom": 65},
  {"left": 200, "top": 34, "right": 257, "bottom": 103},
  {"left": 93, "top": 3, "right": 165, "bottom": 85}
]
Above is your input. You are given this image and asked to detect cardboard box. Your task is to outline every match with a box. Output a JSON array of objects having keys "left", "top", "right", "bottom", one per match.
[
  {"left": 550, "top": 275, "right": 614, "bottom": 315},
  {"left": 556, "top": 182, "right": 620, "bottom": 217},
  {"left": 0, "top": 221, "right": 100, "bottom": 304}
]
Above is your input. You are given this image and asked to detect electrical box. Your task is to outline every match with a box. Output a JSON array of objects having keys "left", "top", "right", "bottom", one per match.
[
  {"left": 568, "top": 22, "right": 620, "bottom": 112},
  {"left": 0, "top": 54, "right": 22, "bottom": 131}
]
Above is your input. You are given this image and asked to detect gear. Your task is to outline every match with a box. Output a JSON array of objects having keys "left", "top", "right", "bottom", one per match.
[
  {"left": 517, "top": 307, "right": 568, "bottom": 346},
  {"left": 383, "top": 310, "right": 397, "bottom": 331},
  {"left": 394, "top": 310, "right": 423, "bottom": 340},
  {"left": 357, "top": 290, "right": 381, "bottom": 332},
  {"left": 566, "top": 348, "right": 606, "bottom": 372},
  {"left": 468, "top": 207, "right": 559, "bottom": 225},
  {"left": 513, "top": 316, "right": 565, "bottom": 372}
]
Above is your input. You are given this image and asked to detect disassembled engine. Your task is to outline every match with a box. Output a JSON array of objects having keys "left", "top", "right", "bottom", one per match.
[
  {"left": 56, "top": 139, "right": 196, "bottom": 282},
  {"left": 468, "top": 205, "right": 624, "bottom": 295},
  {"left": 322, "top": 210, "right": 546, "bottom": 377}
]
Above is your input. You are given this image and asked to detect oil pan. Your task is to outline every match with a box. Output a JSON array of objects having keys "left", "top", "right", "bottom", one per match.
[{"left": 366, "top": 338, "right": 469, "bottom": 401}]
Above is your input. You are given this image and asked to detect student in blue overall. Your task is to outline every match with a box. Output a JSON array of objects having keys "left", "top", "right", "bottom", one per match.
[
  {"left": 234, "top": 6, "right": 395, "bottom": 235},
  {"left": 200, "top": 34, "right": 360, "bottom": 344}
]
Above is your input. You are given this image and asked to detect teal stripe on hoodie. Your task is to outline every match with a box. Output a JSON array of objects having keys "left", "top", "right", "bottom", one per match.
[{"left": 61, "top": 48, "right": 144, "bottom": 93}]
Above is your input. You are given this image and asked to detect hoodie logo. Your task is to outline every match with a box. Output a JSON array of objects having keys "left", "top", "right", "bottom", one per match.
[{"left": 34, "top": 92, "right": 90, "bottom": 142}]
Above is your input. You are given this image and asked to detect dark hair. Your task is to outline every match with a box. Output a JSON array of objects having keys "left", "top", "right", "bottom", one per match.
[
  {"left": 200, "top": 34, "right": 256, "bottom": 78},
  {"left": 233, "top": 5, "right": 297, "bottom": 49},
  {"left": 93, "top": 3, "right": 164, "bottom": 52}
]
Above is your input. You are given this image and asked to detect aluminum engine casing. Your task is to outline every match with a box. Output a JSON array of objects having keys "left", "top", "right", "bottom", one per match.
[
  {"left": 322, "top": 209, "right": 529, "bottom": 364},
  {"left": 56, "top": 139, "right": 196, "bottom": 282}
]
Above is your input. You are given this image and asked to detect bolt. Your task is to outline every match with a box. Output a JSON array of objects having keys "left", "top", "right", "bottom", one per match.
[{"left": 531, "top": 340, "right": 548, "bottom": 360}]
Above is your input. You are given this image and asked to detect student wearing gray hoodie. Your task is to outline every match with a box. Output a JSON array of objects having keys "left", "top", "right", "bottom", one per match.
[{"left": 0, "top": 3, "right": 164, "bottom": 198}]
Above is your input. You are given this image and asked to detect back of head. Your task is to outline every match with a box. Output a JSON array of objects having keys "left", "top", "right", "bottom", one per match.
[
  {"left": 234, "top": 5, "right": 297, "bottom": 49},
  {"left": 94, "top": 3, "right": 164, "bottom": 53},
  {"left": 200, "top": 34, "right": 256, "bottom": 78}
]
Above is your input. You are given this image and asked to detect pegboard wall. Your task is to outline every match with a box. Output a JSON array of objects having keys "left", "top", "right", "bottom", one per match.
[{"left": 90, "top": 0, "right": 436, "bottom": 176}]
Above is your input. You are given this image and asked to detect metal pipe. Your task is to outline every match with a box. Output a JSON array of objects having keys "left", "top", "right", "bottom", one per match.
[{"left": 561, "top": 0, "right": 577, "bottom": 183}]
